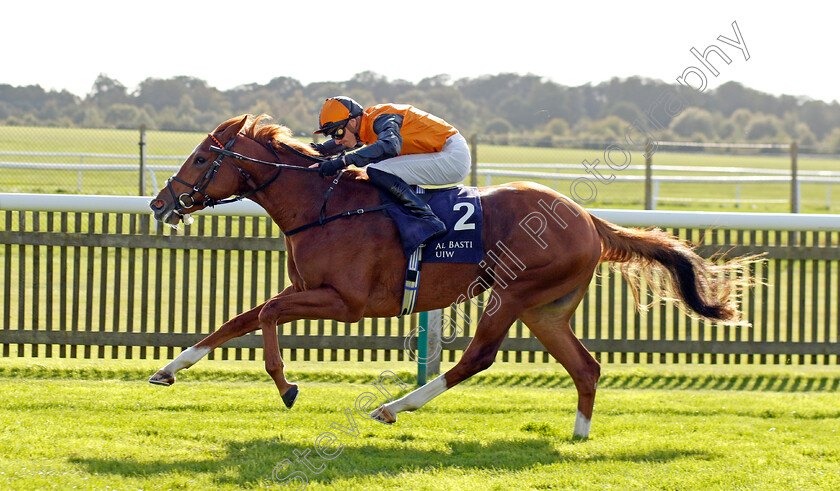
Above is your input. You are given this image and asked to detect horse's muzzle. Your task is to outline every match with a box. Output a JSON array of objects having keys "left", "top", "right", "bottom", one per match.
[{"left": 150, "top": 199, "right": 181, "bottom": 225}]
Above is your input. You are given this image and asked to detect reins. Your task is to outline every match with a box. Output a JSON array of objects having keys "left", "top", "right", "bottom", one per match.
[
  {"left": 284, "top": 170, "right": 393, "bottom": 236},
  {"left": 167, "top": 132, "right": 392, "bottom": 236},
  {"left": 207, "top": 144, "right": 324, "bottom": 173}
]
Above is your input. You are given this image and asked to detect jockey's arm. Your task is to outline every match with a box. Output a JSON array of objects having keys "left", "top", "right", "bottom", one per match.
[
  {"left": 309, "top": 139, "right": 346, "bottom": 157},
  {"left": 344, "top": 113, "right": 404, "bottom": 168}
]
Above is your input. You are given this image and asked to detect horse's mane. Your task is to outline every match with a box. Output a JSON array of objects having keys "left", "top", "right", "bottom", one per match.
[{"left": 215, "top": 114, "right": 320, "bottom": 158}]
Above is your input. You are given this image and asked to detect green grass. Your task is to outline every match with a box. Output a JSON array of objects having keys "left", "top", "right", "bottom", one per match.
[
  {"left": 1, "top": 358, "right": 839, "bottom": 490},
  {"left": 1, "top": 125, "right": 838, "bottom": 213},
  {"left": 0, "top": 125, "right": 203, "bottom": 156}
]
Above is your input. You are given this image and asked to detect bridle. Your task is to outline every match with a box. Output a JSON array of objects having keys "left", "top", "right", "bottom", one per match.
[
  {"left": 163, "top": 132, "right": 321, "bottom": 219},
  {"left": 162, "top": 131, "right": 392, "bottom": 237}
]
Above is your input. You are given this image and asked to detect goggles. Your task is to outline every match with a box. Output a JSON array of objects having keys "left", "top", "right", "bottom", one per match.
[{"left": 326, "top": 124, "right": 347, "bottom": 140}]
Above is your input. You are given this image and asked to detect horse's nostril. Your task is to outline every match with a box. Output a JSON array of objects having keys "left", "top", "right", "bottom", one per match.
[{"left": 151, "top": 199, "right": 165, "bottom": 210}]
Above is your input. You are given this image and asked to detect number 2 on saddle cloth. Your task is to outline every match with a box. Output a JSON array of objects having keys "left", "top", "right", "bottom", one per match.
[
  {"left": 379, "top": 185, "right": 484, "bottom": 316},
  {"left": 383, "top": 185, "right": 483, "bottom": 263}
]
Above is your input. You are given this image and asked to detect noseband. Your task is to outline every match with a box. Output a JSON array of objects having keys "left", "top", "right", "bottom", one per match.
[{"left": 164, "top": 134, "right": 240, "bottom": 216}]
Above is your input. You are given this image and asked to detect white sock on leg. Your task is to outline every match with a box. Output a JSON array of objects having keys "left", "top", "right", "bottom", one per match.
[
  {"left": 161, "top": 346, "right": 210, "bottom": 374},
  {"left": 574, "top": 409, "right": 591, "bottom": 438},
  {"left": 385, "top": 375, "right": 448, "bottom": 414}
]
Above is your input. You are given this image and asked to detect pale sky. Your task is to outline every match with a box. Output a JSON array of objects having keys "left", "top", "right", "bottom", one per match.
[{"left": 4, "top": 1, "right": 838, "bottom": 103}]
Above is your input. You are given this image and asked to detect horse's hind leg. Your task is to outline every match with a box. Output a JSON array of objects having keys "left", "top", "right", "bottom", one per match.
[
  {"left": 519, "top": 286, "right": 600, "bottom": 439},
  {"left": 371, "top": 298, "right": 521, "bottom": 424}
]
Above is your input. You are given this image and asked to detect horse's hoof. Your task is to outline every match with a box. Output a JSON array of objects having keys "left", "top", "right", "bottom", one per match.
[
  {"left": 281, "top": 385, "right": 299, "bottom": 409},
  {"left": 149, "top": 371, "right": 175, "bottom": 386},
  {"left": 370, "top": 405, "right": 396, "bottom": 424}
]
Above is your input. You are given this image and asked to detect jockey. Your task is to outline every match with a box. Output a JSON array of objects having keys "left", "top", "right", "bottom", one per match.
[{"left": 311, "top": 96, "right": 471, "bottom": 240}]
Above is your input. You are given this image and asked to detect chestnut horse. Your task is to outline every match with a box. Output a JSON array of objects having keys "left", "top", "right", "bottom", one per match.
[{"left": 149, "top": 114, "right": 753, "bottom": 438}]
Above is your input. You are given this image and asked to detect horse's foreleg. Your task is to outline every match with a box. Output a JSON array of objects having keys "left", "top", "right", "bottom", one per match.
[
  {"left": 371, "top": 303, "right": 520, "bottom": 424},
  {"left": 149, "top": 301, "right": 265, "bottom": 386},
  {"left": 257, "top": 285, "right": 364, "bottom": 326},
  {"left": 261, "top": 317, "right": 298, "bottom": 408},
  {"left": 255, "top": 286, "right": 364, "bottom": 404}
]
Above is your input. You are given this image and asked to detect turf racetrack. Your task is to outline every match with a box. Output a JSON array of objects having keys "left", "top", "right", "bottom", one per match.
[{"left": 1, "top": 359, "right": 839, "bottom": 490}]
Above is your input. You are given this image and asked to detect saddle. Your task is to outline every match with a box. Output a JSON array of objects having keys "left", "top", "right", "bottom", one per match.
[
  {"left": 381, "top": 185, "right": 483, "bottom": 263},
  {"left": 379, "top": 185, "right": 484, "bottom": 315}
]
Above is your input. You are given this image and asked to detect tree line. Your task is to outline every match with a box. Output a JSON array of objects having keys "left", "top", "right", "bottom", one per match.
[{"left": 2, "top": 71, "right": 840, "bottom": 151}]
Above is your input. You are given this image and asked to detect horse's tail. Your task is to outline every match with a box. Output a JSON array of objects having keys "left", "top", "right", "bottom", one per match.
[{"left": 589, "top": 213, "right": 758, "bottom": 324}]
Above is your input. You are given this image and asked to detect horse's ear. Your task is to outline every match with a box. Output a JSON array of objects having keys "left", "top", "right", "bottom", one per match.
[
  {"left": 226, "top": 115, "right": 249, "bottom": 139},
  {"left": 215, "top": 115, "right": 250, "bottom": 142}
]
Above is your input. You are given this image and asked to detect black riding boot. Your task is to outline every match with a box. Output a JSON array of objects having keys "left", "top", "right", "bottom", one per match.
[{"left": 367, "top": 167, "right": 447, "bottom": 240}]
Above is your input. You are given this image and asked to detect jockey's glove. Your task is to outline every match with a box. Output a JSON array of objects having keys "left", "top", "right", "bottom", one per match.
[{"left": 318, "top": 155, "right": 348, "bottom": 177}]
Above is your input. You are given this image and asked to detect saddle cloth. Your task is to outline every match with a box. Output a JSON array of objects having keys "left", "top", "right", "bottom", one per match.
[{"left": 382, "top": 185, "right": 483, "bottom": 263}]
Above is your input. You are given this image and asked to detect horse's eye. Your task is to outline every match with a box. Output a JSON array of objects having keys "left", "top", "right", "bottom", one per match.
[{"left": 194, "top": 156, "right": 207, "bottom": 165}]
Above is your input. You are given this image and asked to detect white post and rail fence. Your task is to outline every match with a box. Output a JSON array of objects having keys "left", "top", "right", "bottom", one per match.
[{"left": 1, "top": 193, "right": 838, "bottom": 385}]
